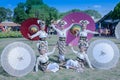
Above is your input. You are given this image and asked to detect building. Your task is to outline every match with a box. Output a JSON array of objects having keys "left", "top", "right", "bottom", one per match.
[
  {"left": 0, "top": 21, "right": 21, "bottom": 32},
  {"left": 96, "top": 11, "right": 120, "bottom": 36}
]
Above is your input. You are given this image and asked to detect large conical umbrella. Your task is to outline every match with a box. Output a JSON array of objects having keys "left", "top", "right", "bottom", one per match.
[
  {"left": 20, "top": 18, "right": 47, "bottom": 41},
  {"left": 115, "top": 22, "right": 120, "bottom": 39},
  {"left": 1, "top": 42, "right": 36, "bottom": 77},
  {"left": 62, "top": 12, "right": 95, "bottom": 46},
  {"left": 87, "top": 39, "right": 119, "bottom": 69}
]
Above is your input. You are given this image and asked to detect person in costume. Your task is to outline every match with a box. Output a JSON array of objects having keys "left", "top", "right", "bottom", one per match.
[
  {"left": 71, "top": 45, "right": 94, "bottom": 69},
  {"left": 51, "top": 20, "right": 73, "bottom": 63},
  {"left": 35, "top": 46, "right": 59, "bottom": 72},
  {"left": 76, "top": 20, "right": 99, "bottom": 50},
  {"left": 28, "top": 20, "right": 49, "bottom": 52}
]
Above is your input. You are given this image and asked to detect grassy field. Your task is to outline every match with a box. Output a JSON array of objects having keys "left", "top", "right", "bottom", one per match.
[{"left": 0, "top": 35, "right": 120, "bottom": 80}]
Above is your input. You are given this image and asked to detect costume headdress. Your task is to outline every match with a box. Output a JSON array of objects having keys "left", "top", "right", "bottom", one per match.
[
  {"left": 79, "top": 20, "right": 90, "bottom": 26},
  {"left": 37, "top": 20, "right": 45, "bottom": 27}
]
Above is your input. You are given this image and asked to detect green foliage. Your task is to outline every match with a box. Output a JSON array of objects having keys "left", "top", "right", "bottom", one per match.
[
  {"left": 59, "top": 9, "right": 81, "bottom": 18},
  {"left": 13, "top": 0, "right": 58, "bottom": 25},
  {"left": 13, "top": 3, "right": 28, "bottom": 24},
  {"left": 25, "top": 0, "right": 43, "bottom": 14},
  {"left": 84, "top": 9, "right": 102, "bottom": 19},
  {"left": 0, "top": 7, "right": 13, "bottom": 22},
  {"left": 0, "top": 31, "right": 22, "bottom": 38},
  {"left": 111, "top": 2, "right": 120, "bottom": 19},
  {"left": 6, "top": 8, "right": 13, "bottom": 21},
  {"left": 13, "top": 0, "right": 102, "bottom": 25},
  {"left": 59, "top": 9, "right": 102, "bottom": 19}
]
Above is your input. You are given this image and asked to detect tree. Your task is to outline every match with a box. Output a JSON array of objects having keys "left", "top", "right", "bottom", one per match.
[
  {"left": 111, "top": 2, "right": 120, "bottom": 19},
  {"left": 59, "top": 9, "right": 102, "bottom": 19},
  {"left": 59, "top": 9, "right": 81, "bottom": 18},
  {"left": 6, "top": 8, "right": 13, "bottom": 21},
  {"left": 25, "top": 0, "right": 43, "bottom": 14},
  {"left": 84, "top": 10, "right": 102, "bottom": 19},
  {"left": 13, "top": 0, "right": 58, "bottom": 25},
  {"left": 29, "top": 4, "right": 58, "bottom": 26},
  {"left": 13, "top": 3, "right": 28, "bottom": 23},
  {"left": 0, "top": 7, "right": 13, "bottom": 22},
  {"left": 0, "top": 7, "right": 7, "bottom": 22}
]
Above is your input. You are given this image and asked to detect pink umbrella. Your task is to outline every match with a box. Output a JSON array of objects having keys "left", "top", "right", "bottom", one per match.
[{"left": 62, "top": 12, "right": 95, "bottom": 46}]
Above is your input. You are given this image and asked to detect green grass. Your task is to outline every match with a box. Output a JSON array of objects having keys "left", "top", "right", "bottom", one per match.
[{"left": 0, "top": 35, "right": 120, "bottom": 80}]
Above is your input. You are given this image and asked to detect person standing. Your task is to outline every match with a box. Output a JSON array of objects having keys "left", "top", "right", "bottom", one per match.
[
  {"left": 76, "top": 20, "right": 99, "bottom": 50},
  {"left": 51, "top": 20, "right": 73, "bottom": 63},
  {"left": 28, "top": 20, "right": 49, "bottom": 52}
]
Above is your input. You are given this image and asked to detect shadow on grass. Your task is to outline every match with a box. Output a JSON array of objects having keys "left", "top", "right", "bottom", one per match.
[{"left": 0, "top": 66, "right": 12, "bottom": 77}]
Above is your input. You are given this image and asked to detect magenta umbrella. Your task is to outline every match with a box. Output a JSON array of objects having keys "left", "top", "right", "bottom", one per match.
[{"left": 62, "top": 12, "right": 95, "bottom": 46}]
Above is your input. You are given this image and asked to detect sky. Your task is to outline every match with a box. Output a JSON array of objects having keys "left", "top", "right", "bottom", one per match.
[{"left": 0, "top": 0, "right": 119, "bottom": 17}]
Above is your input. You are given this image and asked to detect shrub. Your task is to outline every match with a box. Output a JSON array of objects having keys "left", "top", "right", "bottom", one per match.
[{"left": 0, "top": 31, "right": 22, "bottom": 38}]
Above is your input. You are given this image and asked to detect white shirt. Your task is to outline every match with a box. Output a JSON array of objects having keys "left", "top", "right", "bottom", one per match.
[
  {"left": 71, "top": 47, "right": 85, "bottom": 60},
  {"left": 79, "top": 29, "right": 98, "bottom": 37},
  {"left": 37, "top": 47, "right": 56, "bottom": 63},
  {"left": 51, "top": 24, "right": 72, "bottom": 37},
  {"left": 31, "top": 30, "right": 48, "bottom": 39},
  {"left": 65, "top": 59, "right": 79, "bottom": 69},
  {"left": 71, "top": 47, "right": 93, "bottom": 68}
]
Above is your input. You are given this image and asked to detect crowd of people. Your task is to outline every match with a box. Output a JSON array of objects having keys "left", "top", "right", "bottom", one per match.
[{"left": 28, "top": 19, "right": 99, "bottom": 73}]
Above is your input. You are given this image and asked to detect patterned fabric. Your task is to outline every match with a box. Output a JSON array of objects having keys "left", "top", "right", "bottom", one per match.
[
  {"left": 78, "top": 37, "right": 89, "bottom": 48},
  {"left": 80, "top": 36, "right": 87, "bottom": 41},
  {"left": 39, "top": 61, "right": 50, "bottom": 71},
  {"left": 40, "top": 38, "right": 46, "bottom": 41},
  {"left": 59, "top": 37, "right": 65, "bottom": 41},
  {"left": 57, "top": 40, "right": 66, "bottom": 55}
]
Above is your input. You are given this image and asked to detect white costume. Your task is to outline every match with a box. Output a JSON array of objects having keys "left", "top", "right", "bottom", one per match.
[
  {"left": 79, "top": 30, "right": 98, "bottom": 37},
  {"left": 30, "top": 30, "right": 48, "bottom": 39},
  {"left": 51, "top": 24, "right": 72, "bottom": 37},
  {"left": 65, "top": 59, "right": 79, "bottom": 69},
  {"left": 35, "top": 47, "right": 59, "bottom": 72},
  {"left": 30, "top": 30, "right": 48, "bottom": 51},
  {"left": 51, "top": 24, "right": 73, "bottom": 61},
  {"left": 77, "top": 19, "right": 99, "bottom": 48},
  {"left": 71, "top": 47, "right": 93, "bottom": 69},
  {"left": 77, "top": 29, "right": 99, "bottom": 48},
  {"left": 65, "top": 59, "right": 84, "bottom": 72}
]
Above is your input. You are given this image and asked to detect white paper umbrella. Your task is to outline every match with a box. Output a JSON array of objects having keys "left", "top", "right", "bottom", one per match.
[
  {"left": 115, "top": 22, "right": 120, "bottom": 39},
  {"left": 87, "top": 39, "right": 119, "bottom": 69},
  {"left": 1, "top": 42, "right": 36, "bottom": 77}
]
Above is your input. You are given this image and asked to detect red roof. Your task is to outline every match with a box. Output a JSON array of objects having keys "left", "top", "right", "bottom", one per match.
[{"left": 0, "top": 21, "right": 21, "bottom": 27}]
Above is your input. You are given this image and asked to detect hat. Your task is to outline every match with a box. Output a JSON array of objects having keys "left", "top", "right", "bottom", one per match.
[
  {"left": 57, "top": 20, "right": 67, "bottom": 27},
  {"left": 78, "top": 41, "right": 87, "bottom": 48},
  {"left": 79, "top": 20, "right": 89, "bottom": 26},
  {"left": 37, "top": 20, "right": 45, "bottom": 27},
  {"left": 51, "top": 20, "right": 54, "bottom": 23}
]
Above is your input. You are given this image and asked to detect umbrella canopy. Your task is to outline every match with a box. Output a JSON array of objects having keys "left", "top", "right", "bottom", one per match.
[
  {"left": 87, "top": 39, "right": 119, "bottom": 69},
  {"left": 62, "top": 12, "right": 95, "bottom": 46},
  {"left": 115, "top": 22, "right": 120, "bottom": 39},
  {"left": 20, "top": 18, "right": 47, "bottom": 41},
  {"left": 1, "top": 42, "right": 36, "bottom": 77}
]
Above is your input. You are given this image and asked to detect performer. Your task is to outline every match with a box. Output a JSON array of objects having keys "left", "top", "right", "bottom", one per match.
[
  {"left": 28, "top": 20, "right": 49, "bottom": 52},
  {"left": 35, "top": 46, "right": 59, "bottom": 72},
  {"left": 51, "top": 20, "right": 73, "bottom": 63},
  {"left": 76, "top": 20, "right": 99, "bottom": 49},
  {"left": 71, "top": 46, "right": 94, "bottom": 69}
]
